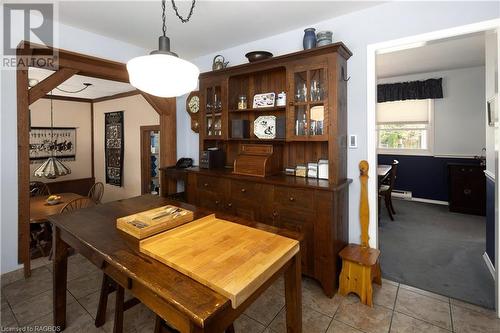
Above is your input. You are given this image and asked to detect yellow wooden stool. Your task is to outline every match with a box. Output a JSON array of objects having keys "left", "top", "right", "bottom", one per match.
[
  {"left": 338, "top": 160, "right": 381, "bottom": 307},
  {"left": 339, "top": 244, "right": 381, "bottom": 306}
]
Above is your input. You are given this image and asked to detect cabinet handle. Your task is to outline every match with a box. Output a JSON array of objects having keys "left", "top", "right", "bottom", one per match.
[
  {"left": 464, "top": 189, "right": 472, "bottom": 195},
  {"left": 203, "top": 183, "right": 209, "bottom": 187},
  {"left": 272, "top": 211, "right": 278, "bottom": 217},
  {"left": 289, "top": 197, "right": 295, "bottom": 202},
  {"left": 215, "top": 200, "right": 220, "bottom": 205},
  {"left": 227, "top": 202, "right": 232, "bottom": 207},
  {"left": 240, "top": 188, "right": 246, "bottom": 193}
]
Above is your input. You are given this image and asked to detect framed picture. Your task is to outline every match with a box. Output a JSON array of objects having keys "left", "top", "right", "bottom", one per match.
[
  {"left": 29, "top": 127, "right": 76, "bottom": 161},
  {"left": 487, "top": 96, "right": 497, "bottom": 127},
  {"left": 253, "top": 92, "right": 275, "bottom": 108}
]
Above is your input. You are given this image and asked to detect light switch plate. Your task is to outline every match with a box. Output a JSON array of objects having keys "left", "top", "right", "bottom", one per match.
[{"left": 349, "top": 134, "right": 357, "bottom": 148}]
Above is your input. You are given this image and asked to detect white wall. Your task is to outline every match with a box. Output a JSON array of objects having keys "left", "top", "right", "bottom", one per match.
[
  {"left": 29, "top": 99, "right": 92, "bottom": 182},
  {"left": 1, "top": 19, "right": 148, "bottom": 273},
  {"left": 485, "top": 31, "right": 499, "bottom": 176},
  {"left": 378, "top": 66, "right": 486, "bottom": 157},
  {"left": 1, "top": 1, "right": 499, "bottom": 273},
  {"left": 175, "top": 1, "right": 500, "bottom": 246},
  {"left": 93, "top": 95, "right": 159, "bottom": 203}
]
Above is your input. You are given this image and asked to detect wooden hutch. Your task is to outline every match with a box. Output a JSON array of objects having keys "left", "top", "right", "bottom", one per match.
[{"left": 184, "top": 43, "right": 351, "bottom": 297}]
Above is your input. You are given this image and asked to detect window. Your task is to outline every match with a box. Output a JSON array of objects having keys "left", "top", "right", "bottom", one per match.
[{"left": 377, "top": 99, "right": 433, "bottom": 154}]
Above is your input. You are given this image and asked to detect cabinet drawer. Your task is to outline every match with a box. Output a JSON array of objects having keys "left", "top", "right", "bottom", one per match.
[
  {"left": 275, "top": 187, "right": 314, "bottom": 211},
  {"left": 198, "top": 190, "right": 224, "bottom": 211},
  {"left": 197, "top": 175, "right": 225, "bottom": 193},
  {"left": 231, "top": 180, "right": 259, "bottom": 201}
]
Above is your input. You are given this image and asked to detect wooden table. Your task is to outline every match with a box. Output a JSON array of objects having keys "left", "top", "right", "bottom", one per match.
[
  {"left": 30, "top": 192, "right": 83, "bottom": 223},
  {"left": 49, "top": 195, "right": 302, "bottom": 333}
]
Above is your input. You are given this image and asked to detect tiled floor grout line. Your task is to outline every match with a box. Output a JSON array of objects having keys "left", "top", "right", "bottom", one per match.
[
  {"left": 392, "top": 309, "right": 453, "bottom": 332},
  {"left": 449, "top": 298, "right": 455, "bottom": 333},
  {"left": 261, "top": 303, "right": 284, "bottom": 332},
  {"left": 386, "top": 284, "right": 400, "bottom": 333}
]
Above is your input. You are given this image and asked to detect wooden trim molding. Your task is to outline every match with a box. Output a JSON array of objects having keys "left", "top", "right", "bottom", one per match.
[
  {"left": 140, "top": 125, "right": 160, "bottom": 195},
  {"left": 41, "top": 95, "right": 93, "bottom": 103},
  {"left": 92, "top": 89, "right": 141, "bottom": 103}
]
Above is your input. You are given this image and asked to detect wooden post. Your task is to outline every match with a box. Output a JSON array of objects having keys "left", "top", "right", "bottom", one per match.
[{"left": 359, "top": 160, "right": 369, "bottom": 248}]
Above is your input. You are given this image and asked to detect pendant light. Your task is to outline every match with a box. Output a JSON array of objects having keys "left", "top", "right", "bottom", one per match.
[
  {"left": 127, "top": 0, "right": 199, "bottom": 98},
  {"left": 33, "top": 92, "right": 71, "bottom": 179}
]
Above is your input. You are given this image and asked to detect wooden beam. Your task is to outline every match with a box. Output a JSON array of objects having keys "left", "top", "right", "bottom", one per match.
[
  {"left": 21, "top": 41, "right": 130, "bottom": 83},
  {"left": 41, "top": 94, "right": 92, "bottom": 103},
  {"left": 139, "top": 92, "right": 178, "bottom": 195},
  {"left": 92, "top": 89, "right": 140, "bottom": 103},
  {"left": 139, "top": 92, "right": 176, "bottom": 116},
  {"left": 29, "top": 68, "right": 79, "bottom": 105},
  {"left": 16, "top": 59, "right": 31, "bottom": 277}
]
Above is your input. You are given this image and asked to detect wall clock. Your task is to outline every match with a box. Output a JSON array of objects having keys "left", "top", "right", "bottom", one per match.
[{"left": 186, "top": 91, "right": 200, "bottom": 133}]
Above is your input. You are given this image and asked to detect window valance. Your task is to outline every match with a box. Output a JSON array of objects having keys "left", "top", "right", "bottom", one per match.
[{"left": 377, "top": 78, "right": 443, "bottom": 103}]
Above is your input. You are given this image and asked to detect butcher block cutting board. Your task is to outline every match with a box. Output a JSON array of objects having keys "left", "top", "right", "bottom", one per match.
[
  {"left": 116, "top": 205, "right": 193, "bottom": 239},
  {"left": 139, "top": 214, "right": 299, "bottom": 308}
]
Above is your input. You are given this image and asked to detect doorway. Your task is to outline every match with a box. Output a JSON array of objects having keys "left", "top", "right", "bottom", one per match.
[
  {"left": 140, "top": 125, "right": 161, "bottom": 195},
  {"left": 367, "top": 19, "right": 500, "bottom": 316}
]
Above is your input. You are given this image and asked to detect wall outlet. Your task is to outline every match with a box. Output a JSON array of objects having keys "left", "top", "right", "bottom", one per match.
[{"left": 349, "top": 134, "right": 358, "bottom": 148}]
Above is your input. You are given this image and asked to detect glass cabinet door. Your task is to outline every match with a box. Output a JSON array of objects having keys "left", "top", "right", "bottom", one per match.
[
  {"left": 205, "top": 85, "right": 223, "bottom": 138},
  {"left": 289, "top": 66, "right": 328, "bottom": 140}
]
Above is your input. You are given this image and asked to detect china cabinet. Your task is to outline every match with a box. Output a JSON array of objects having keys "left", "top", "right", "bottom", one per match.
[{"left": 173, "top": 43, "right": 352, "bottom": 297}]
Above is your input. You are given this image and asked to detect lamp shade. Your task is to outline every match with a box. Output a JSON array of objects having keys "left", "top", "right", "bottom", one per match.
[
  {"left": 127, "top": 53, "right": 199, "bottom": 98},
  {"left": 33, "top": 157, "right": 71, "bottom": 179}
]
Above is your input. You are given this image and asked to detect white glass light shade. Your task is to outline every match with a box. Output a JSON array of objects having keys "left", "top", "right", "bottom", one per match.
[
  {"left": 127, "top": 54, "right": 200, "bottom": 98},
  {"left": 34, "top": 157, "right": 71, "bottom": 179}
]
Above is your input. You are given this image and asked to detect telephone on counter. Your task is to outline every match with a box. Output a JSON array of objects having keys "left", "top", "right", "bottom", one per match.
[{"left": 175, "top": 158, "right": 193, "bottom": 169}]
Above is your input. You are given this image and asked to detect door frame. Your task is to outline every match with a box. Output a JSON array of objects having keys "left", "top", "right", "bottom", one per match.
[
  {"left": 366, "top": 18, "right": 500, "bottom": 316},
  {"left": 140, "top": 125, "right": 160, "bottom": 195}
]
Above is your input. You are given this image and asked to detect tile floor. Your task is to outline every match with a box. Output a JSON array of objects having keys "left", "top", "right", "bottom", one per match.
[{"left": 1, "top": 255, "right": 499, "bottom": 333}]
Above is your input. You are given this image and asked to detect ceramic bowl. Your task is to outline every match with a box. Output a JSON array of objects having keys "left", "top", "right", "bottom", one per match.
[{"left": 245, "top": 51, "right": 273, "bottom": 63}]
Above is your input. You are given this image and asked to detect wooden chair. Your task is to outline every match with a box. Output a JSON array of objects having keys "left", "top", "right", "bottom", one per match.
[
  {"left": 88, "top": 182, "right": 104, "bottom": 204},
  {"left": 29, "top": 181, "right": 51, "bottom": 197},
  {"left": 60, "top": 197, "right": 96, "bottom": 213},
  {"left": 378, "top": 160, "right": 399, "bottom": 221}
]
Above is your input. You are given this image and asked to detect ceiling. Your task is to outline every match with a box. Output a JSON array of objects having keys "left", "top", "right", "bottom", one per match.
[
  {"left": 58, "top": 1, "right": 383, "bottom": 59},
  {"left": 376, "top": 32, "right": 486, "bottom": 78},
  {"left": 29, "top": 67, "right": 135, "bottom": 99}
]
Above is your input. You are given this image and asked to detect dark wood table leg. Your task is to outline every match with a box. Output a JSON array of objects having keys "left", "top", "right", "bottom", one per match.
[
  {"left": 284, "top": 252, "right": 302, "bottom": 333},
  {"left": 53, "top": 226, "right": 68, "bottom": 330},
  {"left": 114, "top": 285, "right": 125, "bottom": 333}
]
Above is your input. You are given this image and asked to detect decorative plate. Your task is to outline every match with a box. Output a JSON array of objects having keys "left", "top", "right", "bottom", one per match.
[
  {"left": 253, "top": 92, "right": 275, "bottom": 108},
  {"left": 254, "top": 115, "right": 276, "bottom": 139}
]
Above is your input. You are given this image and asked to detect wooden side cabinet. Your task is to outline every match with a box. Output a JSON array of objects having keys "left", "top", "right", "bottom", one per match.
[{"left": 448, "top": 164, "right": 486, "bottom": 216}]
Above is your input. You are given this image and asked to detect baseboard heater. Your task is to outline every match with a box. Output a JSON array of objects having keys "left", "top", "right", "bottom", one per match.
[{"left": 391, "top": 190, "right": 412, "bottom": 199}]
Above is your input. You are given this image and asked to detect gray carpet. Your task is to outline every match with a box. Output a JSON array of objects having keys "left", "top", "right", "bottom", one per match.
[{"left": 379, "top": 199, "right": 495, "bottom": 309}]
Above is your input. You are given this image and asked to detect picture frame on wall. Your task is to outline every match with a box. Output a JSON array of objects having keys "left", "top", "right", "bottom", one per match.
[
  {"left": 487, "top": 96, "right": 497, "bottom": 127},
  {"left": 29, "top": 127, "right": 77, "bottom": 161}
]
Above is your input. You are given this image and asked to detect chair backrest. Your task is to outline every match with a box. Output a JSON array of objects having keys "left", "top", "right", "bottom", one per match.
[
  {"left": 88, "top": 182, "right": 104, "bottom": 204},
  {"left": 29, "top": 181, "right": 51, "bottom": 197},
  {"left": 60, "top": 197, "right": 96, "bottom": 214},
  {"left": 387, "top": 160, "right": 399, "bottom": 191}
]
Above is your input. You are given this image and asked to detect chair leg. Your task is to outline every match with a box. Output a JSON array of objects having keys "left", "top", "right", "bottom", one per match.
[
  {"left": 154, "top": 316, "right": 179, "bottom": 333},
  {"left": 384, "top": 194, "right": 394, "bottom": 221},
  {"left": 95, "top": 274, "right": 113, "bottom": 327},
  {"left": 114, "top": 285, "right": 125, "bottom": 333},
  {"left": 225, "top": 323, "right": 235, "bottom": 333},
  {"left": 389, "top": 196, "right": 396, "bottom": 215}
]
